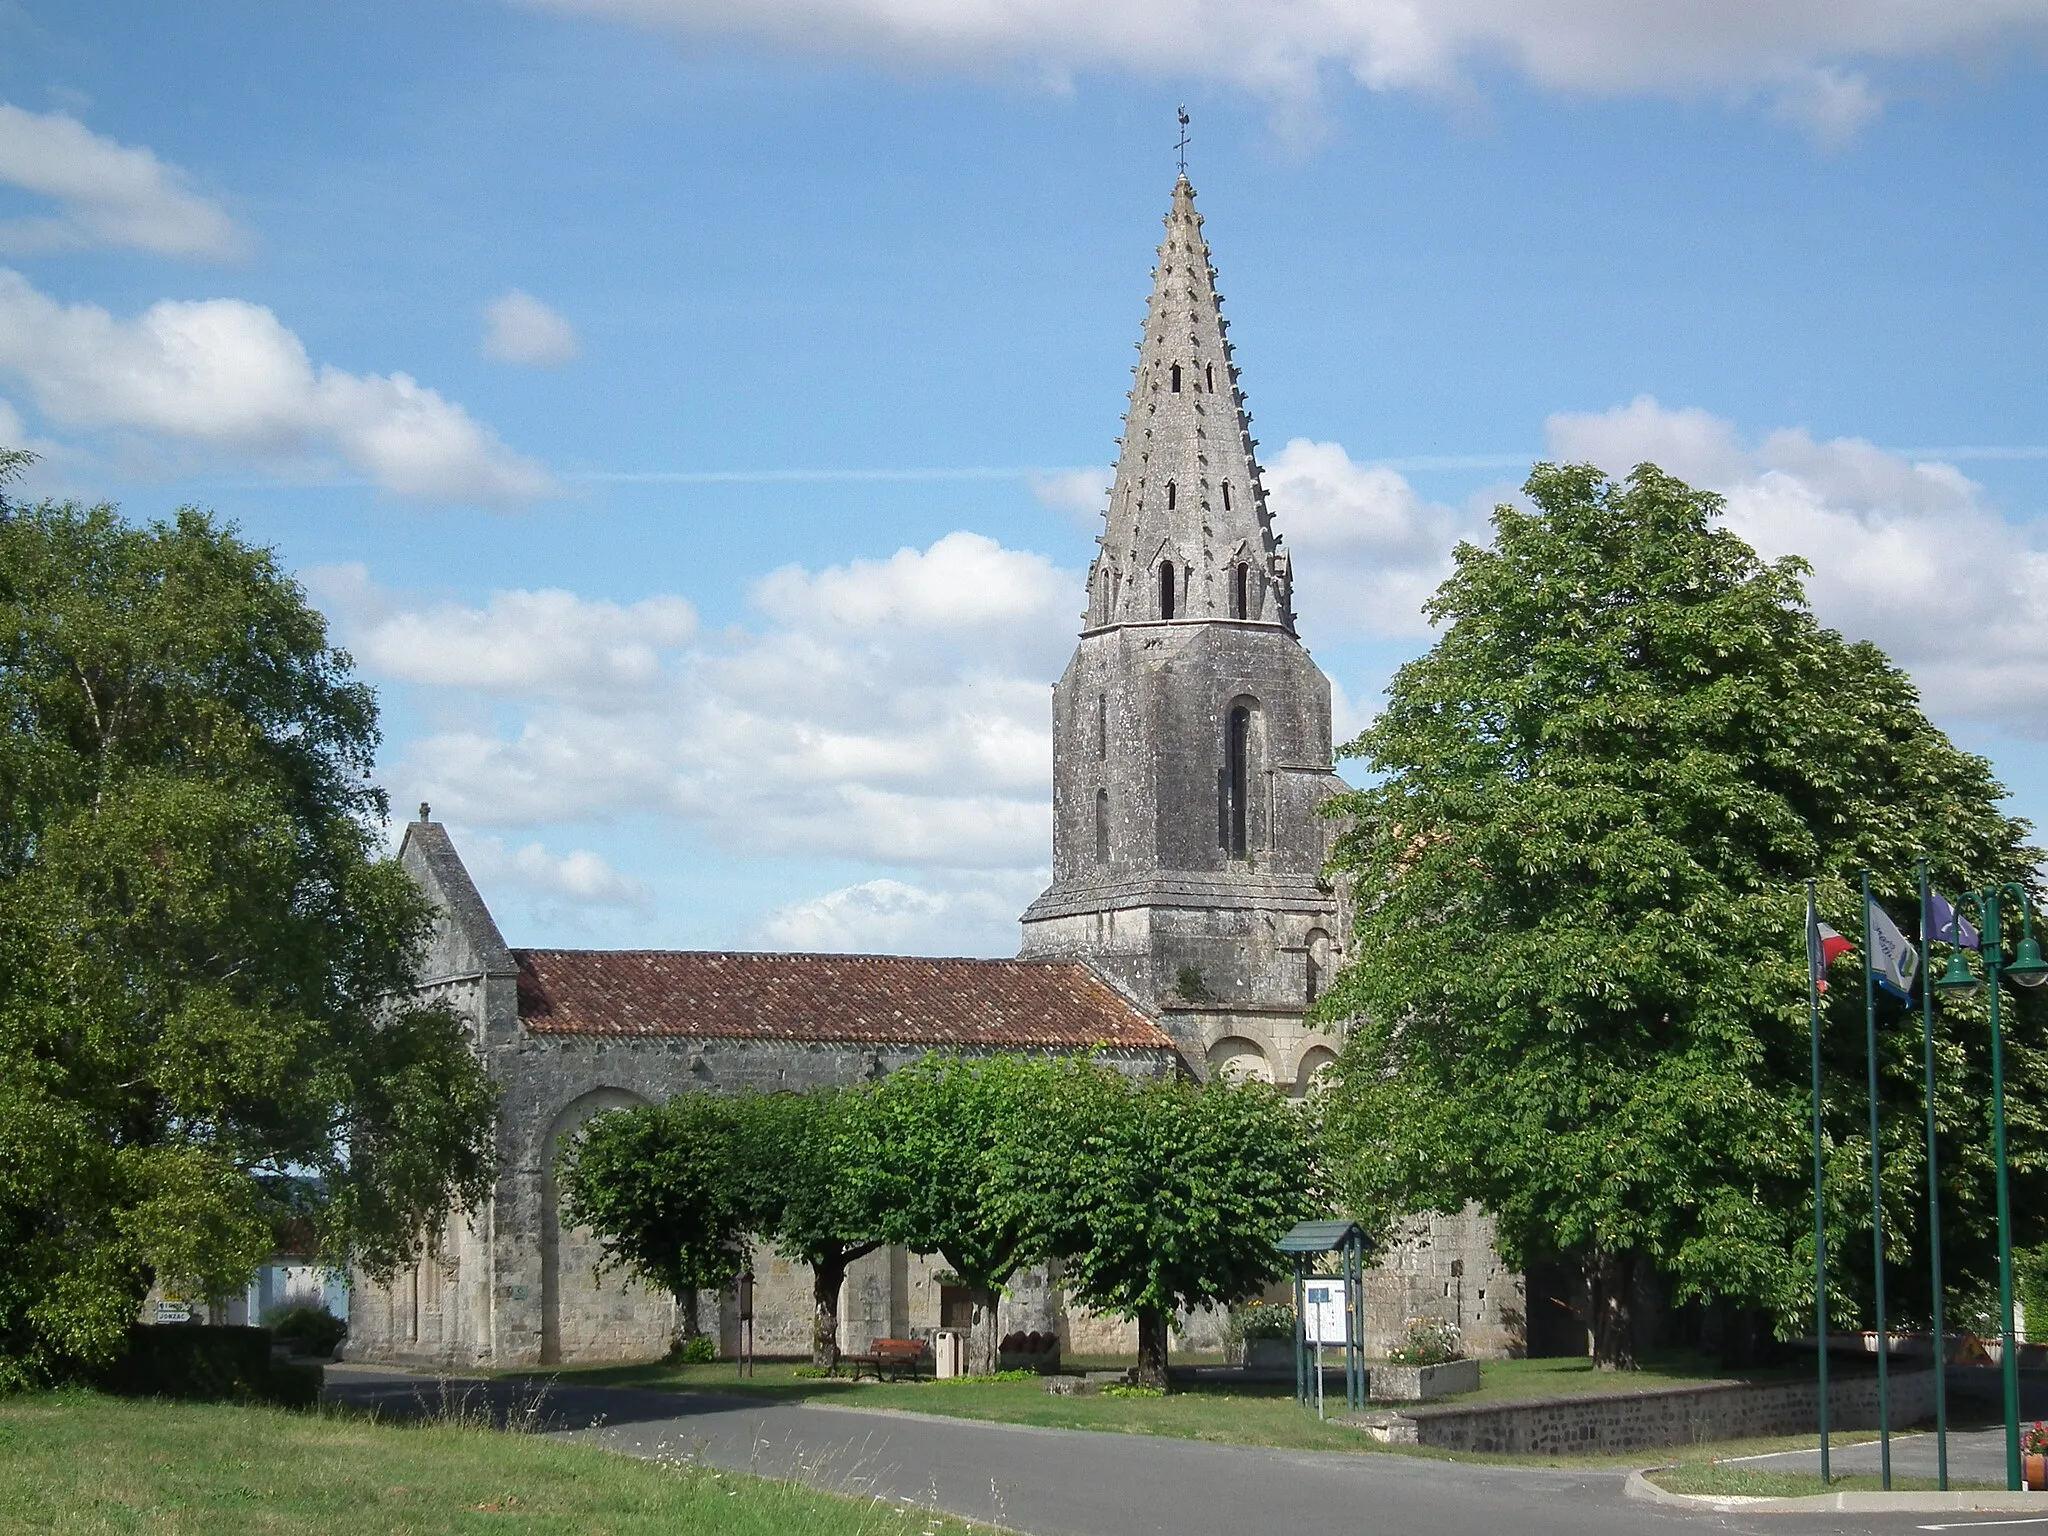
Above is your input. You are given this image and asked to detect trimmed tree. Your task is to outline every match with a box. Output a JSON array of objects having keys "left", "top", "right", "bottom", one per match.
[
  {"left": 555, "top": 1094, "right": 748, "bottom": 1356},
  {"left": 0, "top": 478, "right": 497, "bottom": 1387},
  {"left": 730, "top": 1089, "right": 882, "bottom": 1369},
  {"left": 1030, "top": 1070, "right": 1317, "bottom": 1389},
  {"left": 837, "top": 1053, "right": 1082, "bottom": 1374},
  {"left": 1318, "top": 462, "right": 2047, "bottom": 1368}
]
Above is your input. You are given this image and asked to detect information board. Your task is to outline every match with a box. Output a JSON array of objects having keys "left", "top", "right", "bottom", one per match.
[{"left": 1303, "top": 1280, "right": 1348, "bottom": 1346}]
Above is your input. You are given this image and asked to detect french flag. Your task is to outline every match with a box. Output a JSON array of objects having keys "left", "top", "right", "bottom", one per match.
[{"left": 1808, "top": 898, "right": 1853, "bottom": 995}]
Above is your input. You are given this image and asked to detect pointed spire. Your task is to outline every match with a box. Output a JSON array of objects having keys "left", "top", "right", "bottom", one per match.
[{"left": 1084, "top": 174, "right": 1294, "bottom": 635}]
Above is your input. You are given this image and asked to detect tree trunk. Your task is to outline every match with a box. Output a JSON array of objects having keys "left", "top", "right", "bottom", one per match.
[
  {"left": 811, "top": 1255, "right": 847, "bottom": 1370},
  {"left": 968, "top": 1288, "right": 1001, "bottom": 1375},
  {"left": 670, "top": 1283, "right": 703, "bottom": 1359},
  {"left": 1588, "top": 1250, "right": 1640, "bottom": 1371},
  {"left": 1136, "top": 1308, "right": 1171, "bottom": 1390}
]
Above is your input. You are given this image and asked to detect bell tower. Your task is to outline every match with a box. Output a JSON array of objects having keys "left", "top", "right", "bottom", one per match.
[{"left": 1020, "top": 174, "right": 1343, "bottom": 1090}]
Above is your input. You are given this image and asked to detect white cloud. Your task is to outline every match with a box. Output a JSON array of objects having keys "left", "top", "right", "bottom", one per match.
[
  {"left": 513, "top": 0, "right": 2048, "bottom": 134},
  {"left": 1769, "top": 65, "right": 1885, "bottom": 148},
  {"left": 459, "top": 834, "right": 657, "bottom": 928},
  {"left": 319, "top": 532, "right": 1078, "bottom": 871},
  {"left": 760, "top": 874, "right": 1039, "bottom": 954},
  {"left": 0, "top": 103, "right": 243, "bottom": 258},
  {"left": 1546, "top": 397, "right": 2048, "bottom": 733},
  {"left": 482, "top": 289, "right": 579, "bottom": 367},
  {"left": 1263, "top": 437, "right": 1486, "bottom": 638},
  {"left": 1029, "top": 465, "right": 1112, "bottom": 522},
  {"left": 0, "top": 269, "right": 552, "bottom": 504}
]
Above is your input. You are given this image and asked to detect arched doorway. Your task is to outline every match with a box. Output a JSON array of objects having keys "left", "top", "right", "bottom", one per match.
[
  {"left": 540, "top": 1086, "right": 654, "bottom": 1365},
  {"left": 1294, "top": 1045, "right": 1339, "bottom": 1098},
  {"left": 1206, "top": 1036, "right": 1274, "bottom": 1084}
]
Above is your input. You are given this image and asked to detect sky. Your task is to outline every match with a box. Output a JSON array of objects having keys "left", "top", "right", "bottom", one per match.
[{"left": 5, "top": 0, "right": 2048, "bottom": 955}]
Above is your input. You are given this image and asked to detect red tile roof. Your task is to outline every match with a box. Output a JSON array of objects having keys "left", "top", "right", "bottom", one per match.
[{"left": 511, "top": 949, "right": 1176, "bottom": 1051}]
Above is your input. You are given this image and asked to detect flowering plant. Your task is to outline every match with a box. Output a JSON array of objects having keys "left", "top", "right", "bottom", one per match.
[
  {"left": 2023, "top": 1421, "right": 2048, "bottom": 1456},
  {"left": 1387, "top": 1316, "right": 1464, "bottom": 1366}
]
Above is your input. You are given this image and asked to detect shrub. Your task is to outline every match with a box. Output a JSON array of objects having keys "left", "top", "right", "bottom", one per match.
[
  {"left": 1100, "top": 1383, "right": 1165, "bottom": 1398},
  {"left": 99, "top": 1325, "right": 318, "bottom": 1407},
  {"left": 1386, "top": 1316, "right": 1463, "bottom": 1365},
  {"left": 675, "top": 1334, "right": 717, "bottom": 1364},
  {"left": 1236, "top": 1301, "right": 1296, "bottom": 1342},
  {"left": 266, "top": 1304, "right": 347, "bottom": 1358}
]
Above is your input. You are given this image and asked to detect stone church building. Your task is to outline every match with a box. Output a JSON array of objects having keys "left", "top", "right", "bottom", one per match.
[{"left": 346, "top": 174, "right": 1520, "bottom": 1368}]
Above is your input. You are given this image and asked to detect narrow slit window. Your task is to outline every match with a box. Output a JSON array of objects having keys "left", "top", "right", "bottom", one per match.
[
  {"left": 1205, "top": 362, "right": 1214, "bottom": 392},
  {"left": 1170, "top": 363, "right": 1182, "bottom": 393},
  {"left": 1096, "top": 693, "right": 1107, "bottom": 757},
  {"left": 1159, "top": 562, "right": 1176, "bottom": 620},
  {"left": 1221, "top": 481, "right": 1232, "bottom": 511},
  {"left": 1094, "top": 789, "right": 1110, "bottom": 864},
  {"left": 1226, "top": 705, "right": 1250, "bottom": 856},
  {"left": 1165, "top": 480, "right": 1176, "bottom": 511},
  {"left": 1231, "top": 564, "right": 1249, "bottom": 620}
]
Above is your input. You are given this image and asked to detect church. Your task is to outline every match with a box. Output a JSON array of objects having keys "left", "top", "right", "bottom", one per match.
[{"left": 345, "top": 173, "right": 1521, "bottom": 1368}]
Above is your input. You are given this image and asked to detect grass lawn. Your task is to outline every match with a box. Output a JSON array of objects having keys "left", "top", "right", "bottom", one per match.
[
  {"left": 509, "top": 1351, "right": 1864, "bottom": 1469},
  {"left": 0, "top": 1390, "right": 989, "bottom": 1536},
  {"left": 1647, "top": 1463, "right": 2000, "bottom": 1498}
]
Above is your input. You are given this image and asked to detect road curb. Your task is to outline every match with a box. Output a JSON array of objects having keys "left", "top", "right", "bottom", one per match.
[{"left": 1625, "top": 1467, "right": 2048, "bottom": 1514}]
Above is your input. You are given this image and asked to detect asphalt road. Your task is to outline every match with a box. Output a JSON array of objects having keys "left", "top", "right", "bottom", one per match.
[{"left": 324, "top": 1366, "right": 2047, "bottom": 1536}]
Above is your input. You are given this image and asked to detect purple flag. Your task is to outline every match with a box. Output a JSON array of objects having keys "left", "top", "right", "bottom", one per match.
[{"left": 1929, "top": 889, "right": 1980, "bottom": 950}]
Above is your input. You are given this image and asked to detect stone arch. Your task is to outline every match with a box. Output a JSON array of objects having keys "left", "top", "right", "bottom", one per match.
[
  {"left": 1294, "top": 1044, "right": 1339, "bottom": 1097},
  {"left": 540, "top": 1086, "right": 657, "bottom": 1365},
  {"left": 1206, "top": 1036, "right": 1273, "bottom": 1084}
]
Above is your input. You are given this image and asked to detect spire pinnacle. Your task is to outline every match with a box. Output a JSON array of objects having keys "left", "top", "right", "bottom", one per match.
[
  {"left": 1175, "top": 106, "right": 1190, "bottom": 177},
  {"left": 1082, "top": 173, "right": 1294, "bottom": 635}
]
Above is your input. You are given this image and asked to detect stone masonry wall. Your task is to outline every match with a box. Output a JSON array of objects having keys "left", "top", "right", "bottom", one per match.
[{"left": 1376, "top": 1368, "right": 1938, "bottom": 1455}]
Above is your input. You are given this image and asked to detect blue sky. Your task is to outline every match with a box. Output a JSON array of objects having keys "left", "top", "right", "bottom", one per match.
[{"left": 5, "top": 0, "right": 2048, "bottom": 953}]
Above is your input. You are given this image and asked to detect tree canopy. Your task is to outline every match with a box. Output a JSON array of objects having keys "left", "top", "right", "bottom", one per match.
[
  {"left": 1317, "top": 462, "right": 2048, "bottom": 1366},
  {"left": 0, "top": 473, "right": 497, "bottom": 1386},
  {"left": 1038, "top": 1071, "right": 1316, "bottom": 1386}
]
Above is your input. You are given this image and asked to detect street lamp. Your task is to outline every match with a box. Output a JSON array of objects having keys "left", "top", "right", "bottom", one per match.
[{"left": 1931, "top": 881, "right": 2048, "bottom": 1491}]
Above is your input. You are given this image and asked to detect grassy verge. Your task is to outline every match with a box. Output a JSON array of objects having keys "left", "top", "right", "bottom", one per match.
[
  {"left": 0, "top": 1390, "right": 989, "bottom": 1536},
  {"left": 1647, "top": 1464, "right": 2000, "bottom": 1498}
]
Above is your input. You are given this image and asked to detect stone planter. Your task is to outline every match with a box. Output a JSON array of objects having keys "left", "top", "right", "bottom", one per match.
[
  {"left": 1370, "top": 1358, "right": 1480, "bottom": 1402},
  {"left": 998, "top": 1347, "right": 1063, "bottom": 1375},
  {"left": 1244, "top": 1338, "right": 1294, "bottom": 1373}
]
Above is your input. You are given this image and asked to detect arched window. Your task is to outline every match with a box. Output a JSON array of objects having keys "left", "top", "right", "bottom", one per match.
[
  {"left": 1221, "top": 481, "right": 1231, "bottom": 511},
  {"left": 1305, "top": 928, "right": 1333, "bottom": 1006},
  {"left": 1230, "top": 563, "right": 1249, "bottom": 620},
  {"left": 1165, "top": 480, "right": 1176, "bottom": 511},
  {"left": 1170, "top": 363, "right": 1182, "bottom": 393},
  {"left": 1223, "top": 703, "right": 1252, "bottom": 856},
  {"left": 1094, "top": 789, "right": 1110, "bottom": 864},
  {"left": 1205, "top": 362, "right": 1215, "bottom": 392},
  {"left": 1159, "top": 562, "right": 1176, "bottom": 620}
]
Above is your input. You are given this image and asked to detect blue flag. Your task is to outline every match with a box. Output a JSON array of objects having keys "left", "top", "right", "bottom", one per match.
[
  {"left": 1929, "top": 889, "right": 1980, "bottom": 950},
  {"left": 1867, "top": 896, "right": 1920, "bottom": 1001}
]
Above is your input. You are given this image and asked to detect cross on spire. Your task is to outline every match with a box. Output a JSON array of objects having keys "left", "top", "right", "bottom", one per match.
[{"left": 1175, "top": 106, "right": 1190, "bottom": 175}]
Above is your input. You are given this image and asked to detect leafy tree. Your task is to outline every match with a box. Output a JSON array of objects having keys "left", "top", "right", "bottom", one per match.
[
  {"left": 555, "top": 1094, "right": 748, "bottom": 1355},
  {"left": 729, "top": 1090, "right": 883, "bottom": 1369},
  {"left": 1031, "top": 1070, "right": 1317, "bottom": 1388},
  {"left": 1318, "top": 463, "right": 2047, "bottom": 1367},
  {"left": 836, "top": 1053, "right": 1082, "bottom": 1373},
  {"left": 0, "top": 473, "right": 498, "bottom": 1387}
]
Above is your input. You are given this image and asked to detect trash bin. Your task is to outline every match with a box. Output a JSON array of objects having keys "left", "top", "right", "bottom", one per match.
[{"left": 934, "top": 1328, "right": 968, "bottom": 1379}]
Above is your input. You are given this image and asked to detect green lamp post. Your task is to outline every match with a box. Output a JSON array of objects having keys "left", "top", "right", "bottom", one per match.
[{"left": 1932, "top": 881, "right": 2048, "bottom": 1492}]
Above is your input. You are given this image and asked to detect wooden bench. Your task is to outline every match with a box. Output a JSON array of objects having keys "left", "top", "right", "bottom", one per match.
[{"left": 843, "top": 1337, "right": 929, "bottom": 1381}]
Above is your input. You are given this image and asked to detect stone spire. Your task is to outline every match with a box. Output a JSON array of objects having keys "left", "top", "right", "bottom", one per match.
[{"left": 1085, "top": 174, "right": 1294, "bottom": 635}]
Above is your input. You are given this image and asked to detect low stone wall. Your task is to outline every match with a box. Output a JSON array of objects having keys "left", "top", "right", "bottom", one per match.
[{"left": 1361, "top": 1369, "right": 1936, "bottom": 1455}]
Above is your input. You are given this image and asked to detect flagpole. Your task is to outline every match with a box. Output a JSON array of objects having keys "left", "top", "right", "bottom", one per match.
[
  {"left": 1919, "top": 859, "right": 1949, "bottom": 1490},
  {"left": 1806, "top": 879, "right": 1831, "bottom": 1486},
  {"left": 1863, "top": 868, "right": 1893, "bottom": 1491}
]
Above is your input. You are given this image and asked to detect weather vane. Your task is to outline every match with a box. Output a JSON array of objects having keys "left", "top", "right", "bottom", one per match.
[{"left": 1176, "top": 106, "right": 1190, "bottom": 175}]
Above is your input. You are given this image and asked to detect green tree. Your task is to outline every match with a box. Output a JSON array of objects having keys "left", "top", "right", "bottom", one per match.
[
  {"left": 0, "top": 474, "right": 497, "bottom": 1387},
  {"left": 729, "top": 1090, "right": 882, "bottom": 1369},
  {"left": 836, "top": 1053, "right": 1080, "bottom": 1374},
  {"left": 555, "top": 1094, "right": 748, "bottom": 1356},
  {"left": 1318, "top": 462, "right": 2047, "bottom": 1367},
  {"left": 1037, "top": 1070, "right": 1316, "bottom": 1388}
]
